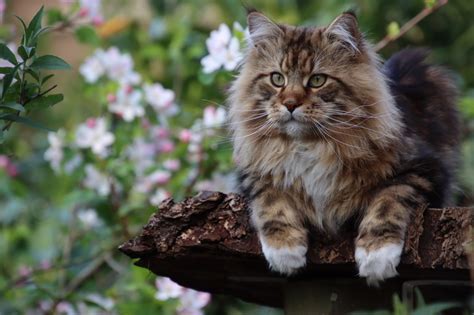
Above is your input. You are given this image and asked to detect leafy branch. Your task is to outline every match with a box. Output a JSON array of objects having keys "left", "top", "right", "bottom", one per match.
[
  {"left": 374, "top": 0, "right": 449, "bottom": 52},
  {"left": 0, "top": 7, "right": 70, "bottom": 141}
]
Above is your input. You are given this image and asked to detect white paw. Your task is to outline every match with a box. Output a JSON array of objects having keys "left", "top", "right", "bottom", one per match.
[
  {"left": 260, "top": 239, "right": 307, "bottom": 275},
  {"left": 355, "top": 242, "right": 403, "bottom": 286}
]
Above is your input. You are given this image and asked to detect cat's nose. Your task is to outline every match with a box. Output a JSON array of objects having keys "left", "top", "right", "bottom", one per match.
[{"left": 283, "top": 99, "right": 302, "bottom": 113}]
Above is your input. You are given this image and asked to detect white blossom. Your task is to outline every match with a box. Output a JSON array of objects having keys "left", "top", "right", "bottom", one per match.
[
  {"left": 79, "top": 52, "right": 106, "bottom": 83},
  {"left": 79, "top": 0, "right": 103, "bottom": 25},
  {"left": 144, "top": 83, "right": 178, "bottom": 116},
  {"left": 155, "top": 277, "right": 184, "bottom": 301},
  {"left": 195, "top": 173, "right": 236, "bottom": 193},
  {"left": 201, "top": 23, "right": 243, "bottom": 73},
  {"left": 77, "top": 208, "right": 102, "bottom": 228},
  {"left": 101, "top": 47, "right": 141, "bottom": 85},
  {"left": 44, "top": 130, "right": 65, "bottom": 173},
  {"left": 135, "top": 170, "right": 171, "bottom": 193},
  {"left": 75, "top": 118, "right": 115, "bottom": 158},
  {"left": 163, "top": 159, "right": 180, "bottom": 171},
  {"left": 109, "top": 87, "right": 144, "bottom": 122},
  {"left": 83, "top": 164, "right": 112, "bottom": 196},
  {"left": 64, "top": 154, "right": 83, "bottom": 174},
  {"left": 177, "top": 289, "right": 211, "bottom": 315},
  {"left": 80, "top": 47, "right": 141, "bottom": 85},
  {"left": 203, "top": 106, "right": 226, "bottom": 128},
  {"left": 150, "top": 189, "right": 171, "bottom": 206},
  {"left": 126, "top": 137, "right": 157, "bottom": 175}
]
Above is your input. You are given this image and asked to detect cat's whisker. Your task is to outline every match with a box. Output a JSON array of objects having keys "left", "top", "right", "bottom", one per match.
[
  {"left": 310, "top": 122, "right": 346, "bottom": 167},
  {"left": 312, "top": 120, "right": 362, "bottom": 150}
]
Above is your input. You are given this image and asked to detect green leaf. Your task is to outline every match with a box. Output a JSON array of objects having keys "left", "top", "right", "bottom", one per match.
[
  {"left": 414, "top": 288, "right": 425, "bottom": 308},
  {"left": 26, "top": 68, "right": 40, "bottom": 82},
  {"left": 25, "top": 6, "right": 44, "bottom": 46},
  {"left": 0, "top": 102, "right": 25, "bottom": 112},
  {"left": 41, "top": 74, "right": 54, "bottom": 85},
  {"left": 1, "top": 65, "right": 19, "bottom": 98},
  {"left": 425, "top": 0, "right": 437, "bottom": 9},
  {"left": 27, "top": 93, "right": 63, "bottom": 110},
  {"left": 74, "top": 25, "right": 100, "bottom": 45},
  {"left": 14, "top": 15, "right": 28, "bottom": 45},
  {"left": 17, "top": 45, "right": 28, "bottom": 61},
  {"left": 0, "top": 113, "right": 53, "bottom": 131},
  {"left": 30, "top": 55, "right": 71, "bottom": 70},
  {"left": 0, "top": 43, "right": 18, "bottom": 65},
  {"left": 0, "top": 67, "right": 12, "bottom": 74},
  {"left": 387, "top": 21, "right": 400, "bottom": 39}
]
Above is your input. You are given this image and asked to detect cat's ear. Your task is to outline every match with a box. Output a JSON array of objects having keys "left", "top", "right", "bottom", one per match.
[
  {"left": 325, "top": 11, "right": 363, "bottom": 53},
  {"left": 247, "top": 11, "right": 282, "bottom": 45}
]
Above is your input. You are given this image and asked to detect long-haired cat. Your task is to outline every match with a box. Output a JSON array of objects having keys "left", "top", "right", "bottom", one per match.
[{"left": 229, "top": 10, "right": 460, "bottom": 285}]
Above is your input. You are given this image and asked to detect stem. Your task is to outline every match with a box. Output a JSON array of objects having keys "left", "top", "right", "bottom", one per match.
[{"left": 374, "top": 0, "right": 449, "bottom": 52}]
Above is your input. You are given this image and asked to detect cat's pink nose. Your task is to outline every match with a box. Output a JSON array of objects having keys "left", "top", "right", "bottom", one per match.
[{"left": 283, "top": 98, "right": 302, "bottom": 113}]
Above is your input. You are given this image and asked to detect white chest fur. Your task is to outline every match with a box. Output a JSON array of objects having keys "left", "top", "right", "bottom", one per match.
[{"left": 255, "top": 141, "right": 341, "bottom": 217}]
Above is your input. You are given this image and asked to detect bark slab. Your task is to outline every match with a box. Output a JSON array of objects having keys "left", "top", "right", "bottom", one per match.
[{"left": 119, "top": 191, "right": 473, "bottom": 308}]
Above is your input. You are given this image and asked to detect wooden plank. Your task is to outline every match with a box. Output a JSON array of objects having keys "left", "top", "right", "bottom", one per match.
[{"left": 119, "top": 191, "right": 473, "bottom": 308}]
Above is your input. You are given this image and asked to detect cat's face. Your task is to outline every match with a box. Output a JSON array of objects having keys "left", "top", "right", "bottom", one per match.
[{"left": 230, "top": 12, "right": 396, "bottom": 143}]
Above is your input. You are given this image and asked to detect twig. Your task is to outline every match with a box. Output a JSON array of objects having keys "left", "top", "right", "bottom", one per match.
[{"left": 374, "top": 0, "right": 448, "bottom": 52}]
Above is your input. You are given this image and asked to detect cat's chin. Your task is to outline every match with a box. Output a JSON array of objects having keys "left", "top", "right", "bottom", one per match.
[{"left": 281, "top": 120, "right": 311, "bottom": 138}]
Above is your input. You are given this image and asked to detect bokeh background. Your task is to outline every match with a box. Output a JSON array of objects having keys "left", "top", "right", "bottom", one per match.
[{"left": 0, "top": 0, "right": 472, "bottom": 314}]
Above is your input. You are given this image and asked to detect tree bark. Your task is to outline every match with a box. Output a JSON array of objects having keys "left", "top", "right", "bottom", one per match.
[{"left": 119, "top": 191, "right": 472, "bottom": 308}]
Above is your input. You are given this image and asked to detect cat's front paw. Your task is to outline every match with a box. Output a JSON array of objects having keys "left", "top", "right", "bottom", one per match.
[
  {"left": 260, "top": 240, "right": 307, "bottom": 275},
  {"left": 355, "top": 242, "right": 403, "bottom": 286}
]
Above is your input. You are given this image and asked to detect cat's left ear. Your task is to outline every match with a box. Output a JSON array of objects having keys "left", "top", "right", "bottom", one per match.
[
  {"left": 247, "top": 11, "right": 283, "bottom": 46},
  {"left": 325, "top": 11, "right": 363, "bottom": 53}
]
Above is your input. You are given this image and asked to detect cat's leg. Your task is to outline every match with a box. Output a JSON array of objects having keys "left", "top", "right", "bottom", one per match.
[
  {"left": 247, "top": 182, "right": 308, "bottom": 275},
  {"left": 355, "top": 181, "right": 428, "bottom": 286}
]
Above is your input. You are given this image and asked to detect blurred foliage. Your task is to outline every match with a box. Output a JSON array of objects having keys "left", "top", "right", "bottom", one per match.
[
  {"left": 0, "top": 0, "right": 472, "bottom": 314},
  {"left": 351, "top": 290, "right": 462, "bottom": 315}
]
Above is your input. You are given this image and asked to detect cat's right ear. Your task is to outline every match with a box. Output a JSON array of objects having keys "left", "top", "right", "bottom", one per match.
[{"left": 247, "top": 11, "right": 282, "bottom": 46}]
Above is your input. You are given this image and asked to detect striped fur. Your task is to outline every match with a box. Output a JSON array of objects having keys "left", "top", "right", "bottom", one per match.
[{"left": 229, "top": 12, "right": 460, "bottom": 285}]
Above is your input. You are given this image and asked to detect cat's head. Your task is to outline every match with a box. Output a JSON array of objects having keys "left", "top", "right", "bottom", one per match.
[{"left": 229, "top": 11, "right": 399, "bottom": 146}]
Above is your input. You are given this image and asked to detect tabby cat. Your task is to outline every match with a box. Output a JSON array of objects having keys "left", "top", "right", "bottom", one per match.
[{"left": 229, "top": 10, "right": 460, "bottom": 285}]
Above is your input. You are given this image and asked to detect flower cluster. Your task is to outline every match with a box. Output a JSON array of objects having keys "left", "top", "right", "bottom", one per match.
[
  {"left": 201, "top": 23, "right": 246, "bottom": 74},
  {"left": 79, "top": 47, "right": 140, "bottom": 85},
  {"left": 60, "top": 0, "right": 103, "bottom": 26},
  {"left": 45, "top": 45, "right": 231, "bottom": 211},
  {"left": 155, "top": 277, "right": 211, "bottom": 315},
  {"left": 38, "top": 21, "right": 244, "bottom": 313}
]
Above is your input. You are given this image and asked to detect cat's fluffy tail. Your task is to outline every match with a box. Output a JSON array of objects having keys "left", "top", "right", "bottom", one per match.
[
  {"left": 383, "top": 48, "right": 460, "bottom": 148},
  {"left": 383, "top": 48, "right": 461, "bottom": 206}
]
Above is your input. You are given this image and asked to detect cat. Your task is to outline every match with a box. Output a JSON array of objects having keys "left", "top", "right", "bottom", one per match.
[{"left": 228, "top": 10, "right": 460, "bottom": 285}]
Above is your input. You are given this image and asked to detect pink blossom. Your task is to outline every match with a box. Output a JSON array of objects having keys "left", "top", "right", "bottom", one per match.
[
  {"left": 107, "top": 93, "right": 116, "bottom": 103},
  {"left": 163, "top": 159, "right": 180, "bottom": 171},
  {"left": 0, "top": 155, "right": 18, "bottom": 177},
  {"left": 153, "top": 126, "right": 170, "bottom": 139},
  {"left": 40, "top": 260, "right": 51, "bottom": 270},
  {"left": 179, "top": 129, "right": 193, "bottom": 143},
  {"left": 149, "top": 170, "right": 171, "bottom": 185},
  {"left": 75, "top": 118, "right": 115, "bottom": 158},
  {"left": 159, "top": 140, "right": 175, "bottom": 153},
  {"left": 18, "top": 265, "right": 32, "bottom": 278}
]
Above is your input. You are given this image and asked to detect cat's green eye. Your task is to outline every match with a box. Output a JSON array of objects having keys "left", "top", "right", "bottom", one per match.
[
  {"left": 270, "top": 72, "right": 285, "bottom": 87},
  {"left": 307, "top": 74, "right": 327, "bottom": 88}
]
